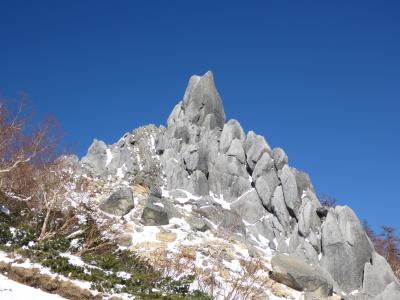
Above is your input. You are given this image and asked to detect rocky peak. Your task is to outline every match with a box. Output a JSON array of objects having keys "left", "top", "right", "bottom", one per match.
[
  {"left": 77, "top": 72, "right": 400, "bottom": 299},
  {"left": 168, "top": 71, "right": 226, "bottom": 129}
]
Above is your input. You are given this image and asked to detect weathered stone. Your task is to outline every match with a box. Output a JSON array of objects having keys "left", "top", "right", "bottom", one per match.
[
  {"left": 208, "top": 155, "right": 251, "bottom": 201},
  {"left": 271, "top": 147, "right": 288, "bottom": 170},
  {"left": 298, "top": 197, "right": 321, "bottom": 237},
  {"left": 279, "top": 165, "right": 301, "bottom": 217},
  {"left": 320, "top": 206, "right": 373, "bottom": 293},
  {"left": 188, "top": 170, "right": 209, "bottom": 196},
  {"left": 375, "top": 282, "right": 400, "bottom": 300},
  {"left": 363, "top": 251, "right": 399, "bottom": 297},
  {"left": 188, "top": 216, "right": 209, "bottom": 231},
  {"left": 231, "top": 189, "right": 265, "bottom": 224},
  {"left": 141, "top": 196, "right": 178, "bottom": 226},
  {"left": 220, "top": 119, "right": 245, "bottom": 153},
  {"left": 292, "top": 168, "right": 314, "bottom": 197},
  {"left": 99, "top": 187, "right": 134, "bottom": 216},
  {"left": 244, "top": 131, "right": 271, "bottom": 170},
  {"left": 270, "top": 186, "right": 291, "bottom": 229},
  {"left": 226, "top": 138, "right": 246, "bottom": 164},
  {"left": 252, "top": 152, "right": 275, "bottom": 180},
  {"left": 81, "top": 139, "right": 108, "bottom": 175},
  {"left": 255, "top": 171, "right": 280, "bottom": 210},
  {"left": 181, "top": 71, "right": 226, "bottom": 128},
  {"left": 270, "top": 254, "right": 333, "bottom": 297}
]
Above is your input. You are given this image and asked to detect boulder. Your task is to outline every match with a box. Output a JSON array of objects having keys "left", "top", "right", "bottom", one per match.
[
  {"left": 187, "top": 216, "right": 209, "bottom": 231},
  {"left": 99, "top": 187, "right": 134, "bottom": 216},
  {"left": 320, "top": 206, "right": 373, "bottom": 293},
  {"left": 188, "top": 170, "right": 209, "bottom": 196},
  {"left": 254, "top": 171, "right": 280, "bottom": 209},
  {"left": 269, "top": 185, "right": 291, "bottom": 229},
  {"left": 292, "top": 168, "right": 314, "bottom": 197},
  {"left": 375, "top": 282, "right": 400, "bottom": 300},
  {"left": 252, "top": 152, "right": 275, "bottom": 180},
  {"left": 298, "top": 198, "right": 321, "bottom": 237},
  {"left": 278, "top": 165, "right": 301, "bottom": 217},
  {"left": 231, "top": 189, "right": 265, "bottom": 224},
  {"left": 219, "top": 119, "right": 246, "bottom": 154},
  {"left": 271, "top": 147, "right": 288, "bottom": 170},
  {"left": 244, "top": 131, "right": 271, "bottom": 170},
  {"left": 208, "top": 155, "right": 251, "bottom": 201},
  {"left": 226, "top": 138, "right": 246, "bottom": 164},
  {"left": 81, "top": 139, "right": 108, "bottom": 175},
  {"left": 363, "top": 252, "right": 399, "bottom": 297},
  {"left": 141, "top": 195, "right": 178, "bottom": 226},
  {"left": 270, "top": 254, "right": 333, "bottom": 297}
]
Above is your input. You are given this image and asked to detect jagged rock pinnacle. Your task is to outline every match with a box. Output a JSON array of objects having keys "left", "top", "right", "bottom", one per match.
[
  {"left": 168, "top": 71, "right": 226, "bottom": 129},
  {"left": 78, "top": 71, "right": 400, "bottom": 299}
]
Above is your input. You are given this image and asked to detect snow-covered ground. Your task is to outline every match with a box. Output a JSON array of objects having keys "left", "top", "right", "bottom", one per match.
[{"left": 0, "top": 274, "right": 66, "bottom": 300}]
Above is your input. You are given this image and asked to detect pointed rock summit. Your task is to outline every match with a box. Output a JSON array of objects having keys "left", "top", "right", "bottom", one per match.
[
  {"left": 79, "top": 71, "right": 400, "bottom": 299},
  {"left": 168, "top": 71, "right": 226, "bottom": 129}
]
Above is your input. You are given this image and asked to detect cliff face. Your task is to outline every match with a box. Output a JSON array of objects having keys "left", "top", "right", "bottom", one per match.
[{"left": 80, "top": 71, "right": 399, "bottom": 299}]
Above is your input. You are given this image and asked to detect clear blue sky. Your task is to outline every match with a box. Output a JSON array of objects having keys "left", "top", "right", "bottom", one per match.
[{"left": 1, "top": 1, "right": 399, "bottom": 231}]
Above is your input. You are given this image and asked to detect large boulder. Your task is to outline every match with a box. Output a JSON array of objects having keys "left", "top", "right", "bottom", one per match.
[
  {"left": 375, "top": 282, "right": 400, "bottom": 300},
  {"left": 219, "top": 119, "right": 246, "bottom": 154},
  {"left": 226, "top": 139, "right": 246, "bottom": 164},
  {"left": 252, "top": 152, "right": 275, "bottom": 181},
  {"left": 244, "top": 131, "right": 271, "bottom": 171},
  {"left": 141, "top": 195, "right": 178, "bottom": 226},
  {"left": 278, "top": 165, "right": 301, "bottom": 218},
  {"left": 231, "top": 189, "right": 265, "bottom": 224},
  {"left": 81, "top": 139, "right": 108, "bottom": 175},
  {"left": 99, "top": 187, "right": 134, "bottom": 216},
  {"left": 254, "top": 171, "right": 280, "bottom": 210},
  {"left": 320, "top": 206, "right": 373, "bottom": 293},
  {"left": 269, "top": 185, "right": 291, "bottom": 229},
  {"left": 208, "top": 154, "right": 251, "bottom": 201},
  {"left": 362, "top": 251, "right": 399, "bottom": 297},
  {"left": 270, "top": 254, "right": 333, "bottom": 297},
  {"left": 194, "top": 196, "right": 245, "bottom": 235},
  {"left": 271, "top": 147, "right": 288, "bottom": 170}
]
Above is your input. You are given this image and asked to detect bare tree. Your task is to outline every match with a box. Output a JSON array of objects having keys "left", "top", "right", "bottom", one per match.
[{"left": 0, "top": 98, "right": 61, "bottom": 196}]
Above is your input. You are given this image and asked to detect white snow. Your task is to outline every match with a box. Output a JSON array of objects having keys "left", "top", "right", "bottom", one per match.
[
  {"left": 106, "top": 148, "right": 113, "bottom": 166},
  {"left": 0, "top": 274, "right": 67, "bottom": 300},
  {"left": 209, "top": 192, "right": 231, "bottom": 210}
]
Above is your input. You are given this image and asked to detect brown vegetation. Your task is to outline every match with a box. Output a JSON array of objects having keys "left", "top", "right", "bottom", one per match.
[{"left": 363, "top": 220, "right": 400, "bottom": 278}]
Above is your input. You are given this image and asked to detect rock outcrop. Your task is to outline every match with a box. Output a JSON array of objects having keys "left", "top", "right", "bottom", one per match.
[{"left": 80, "top": 71, "right": 400, "bottom": 299}]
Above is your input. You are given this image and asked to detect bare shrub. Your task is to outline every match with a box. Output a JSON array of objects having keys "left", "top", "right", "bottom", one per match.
[
  {"left": 319, "top": 193, "right": 337, "bottom": 208},
  {"left": 363, "top": 220, "right": 400, "bottom": 279}
]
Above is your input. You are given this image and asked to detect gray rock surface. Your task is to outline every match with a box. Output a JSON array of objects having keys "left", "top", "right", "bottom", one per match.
[
  {"left": 255, "top": 171, "right": 280, "bottom": 210},
  {"left": 270, "top": 254, "right": 333, "bottom": 297},
  {"left": 320, "top": 206, "right": 373, "bottom": 293},
  {"left": 231, "top": 189, "right": 265, "bottom": 224},
  {"left": 271, "top": 147, "right": 288, "bottom": 170},
  {"left": 375, "top": 282, "right": 400, "bottom": 300},
  {"left": 181, "top": 71, "right": 226, "bottom": 128},
  {"left": 99, "top": 187, "right": 134, "bottom": 216},
  {"left": 244, "top": 131, "right": 271, "bottom": 170},
  {"left": 141, "top": 195, "right": 178, "bottom": 226},
  {"left": 220, "top": 119, "right": 245, "bottom": 154},
  {"left": 278, "top": 165, "right": 301, "bottom": 218},
  {"left": 78, "top": 71, "right": 398, "bottom": 297},
  {"left": 362, "top": 251, "right": 399, "bottom": 297}
]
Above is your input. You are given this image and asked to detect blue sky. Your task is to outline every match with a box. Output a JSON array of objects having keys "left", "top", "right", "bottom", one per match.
[{"left": 0, "top": 1, "right": 399, "bottom": 231}]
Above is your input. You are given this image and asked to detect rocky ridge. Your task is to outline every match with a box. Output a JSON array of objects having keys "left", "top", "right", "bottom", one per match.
[{"left": 74, "top": 71, "right": 399, "bottom": 299}]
